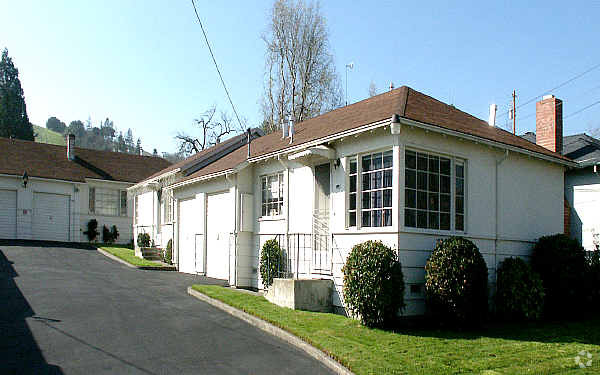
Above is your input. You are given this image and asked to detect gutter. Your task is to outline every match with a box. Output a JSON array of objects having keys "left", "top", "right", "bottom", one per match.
[
  {"left": 128, "top": 168, "right": 181, "bottom": 191},
  {"left": 167, "top": 161, "right": 250, "bottom": 190}
]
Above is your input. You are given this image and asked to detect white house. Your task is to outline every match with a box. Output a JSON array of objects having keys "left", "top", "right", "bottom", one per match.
[
  {"left": 0, "top": 135, "right": 171, "bottom": 244},
  {"left": 131, "top": 86, "right": 575, "bottom": 315}
]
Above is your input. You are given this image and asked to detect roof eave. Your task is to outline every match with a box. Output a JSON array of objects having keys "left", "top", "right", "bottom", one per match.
[{"left": 128, "top": 168, "right": 181, "bottom": 191}]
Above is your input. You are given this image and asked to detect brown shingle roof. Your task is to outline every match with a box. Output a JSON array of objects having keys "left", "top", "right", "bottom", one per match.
[
  {"left": 179, "top": 86, "right": 572, "bottom": 183},
  {"left": 0, "top": 137, "right": 171, "bottom": 183}
]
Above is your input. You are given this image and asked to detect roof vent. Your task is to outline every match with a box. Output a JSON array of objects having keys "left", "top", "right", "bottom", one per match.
[
  {"left": 288, "top": 117, "right": 294, "bottom": 144},
  {"left": 389, "top": 82, "right": 394, "bottom": 91}
]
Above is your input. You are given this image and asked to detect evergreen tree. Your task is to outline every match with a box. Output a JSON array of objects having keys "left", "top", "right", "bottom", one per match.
[{"left": 0, "top": 49, "right": 34, "bottom": 140}]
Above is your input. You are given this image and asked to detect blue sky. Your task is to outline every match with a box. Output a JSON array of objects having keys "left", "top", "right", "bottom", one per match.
[{"left": 1, "top": 1, "right": 599, "bottom": 153}]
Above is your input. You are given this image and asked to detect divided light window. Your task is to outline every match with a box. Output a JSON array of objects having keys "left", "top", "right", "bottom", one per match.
[
  {"left": 347, "top": 150, "right": 393, "bottom": 228},
  {"left": 89, "top": 187, "right": 128, "bottom": 217},
  {"left": 261, "top": 172, "right": 284, "bottom": 217},
  {"left": 404, "top": 150, "right": 465, "bottom": 231}
]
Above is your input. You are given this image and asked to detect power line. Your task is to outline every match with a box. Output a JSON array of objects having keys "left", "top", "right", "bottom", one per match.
[
  {"left": 564, "top": 99, "right": 600, "bottom": 120},
  {"left": 190, "top": 0, "right": 244, "bottom": 129}
]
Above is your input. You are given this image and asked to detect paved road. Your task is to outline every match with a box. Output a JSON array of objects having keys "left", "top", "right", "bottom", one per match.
[{"left": 0, "top": 242, "right": 333, "bottom": 375}]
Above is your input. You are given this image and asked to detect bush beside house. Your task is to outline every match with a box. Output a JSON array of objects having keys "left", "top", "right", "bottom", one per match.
[
  {"left": 137, "top": 232, "right": 151, "bottom": 248},
  {"left": 425, "top": 237, "right": 488, "bottom": 326},
  {"left": 342, "top": 240, "right": 405, "bottom": 328},
  {"left": 259, "top": 239, "right": 284, "bottom": 288},
  {"left": 495, "top": 257, "right": 544, "bottom": 321}
]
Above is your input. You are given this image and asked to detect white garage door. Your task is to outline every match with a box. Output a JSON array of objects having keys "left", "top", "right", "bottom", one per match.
[
  {"left": 206, "top": 192, "right": 233, "bottom": 280},
  {"left": 33, "top": 192, "right": 70, "bottom": 242},
  {"left": 0, "top": 190, "right": 17, "bottom": 239},
  {"left": 573, "top": 184, "right": 600, "bottom": 251},
  {"left": 178, "top": 198, "right": 203, "bottom": 274}
]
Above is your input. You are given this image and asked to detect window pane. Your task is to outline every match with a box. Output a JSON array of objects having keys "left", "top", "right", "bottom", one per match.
[
  {"left": 362, "top": 192, "right": 371, "bottom": 209},
  {"left": 120, "top": 191, "right": 127, "bottom": 216},
  {"left": 349, "top": 212, "right": 356, "bottom": 227},
  {"left": 372, "top": 152, "right": 382, "bottom": 170},
  {"left": 417, "top": 191, "right": 427, "bottom": 210},
  {"left": 383, "top": 189, "right": 392, "bottom": 208},
  {"left": 428, "top": 193, "right": 439, "bottom": 211},
  {"left": 456, "top": 163, "right": 464, "bottom": 178},
  {"left": 350, "top": 175, "right": 356, "bottom": 192},
  {"left": 417, "top": 171, "right": 427, "bottom": 190},
  {"left": 383, "top": 151, "right": 393, "bottom": 168},
  {"left": 372, "top": 171, "right": 382, "bottom": 189},
  {"left": 417, "top": 210, "right": 427, "bottom": 228},
  {"left": 417, "top": 153, "right": 428, "bottom": 171},
  {"left": 372, "top": 191, "right": 382, "bottom": 208},
  {"left": 362, "top": 210, "right": 371, "bottom": 227},
  {"left": 362, "top": 173, "right": 370, "bottom": 191},
  {"left": 405, "top": 209, "right": 416, "bottom": 227},
  {"left": 440, "top": 175, "right": 451, "bottom": 194},
  {"left": 406, "top": 170, "right": 416, "bottom": 189},
  {"left": 262, "top": 204, "right": 267, "bottom": 216},
  {"left": 405, "top": 189, "right": 416, "bottom": 208},
  {"left": 456, "top": 196, "right": 464, "bottom": 214},
  {"left": 349, "top": 193, "right": 356, "bottom": 210},
  {"left": 428, "top": 173, "right": 439, "bottom": 192},
  {"left": 362, "top": 155, "right": 372, "bottom": 172},
  {"left": 440, "top": 194, "right": 451, "bottom": 212},
  {"left": 440, "top": 158, "right": 451, "bottom": 175},
  {"left": 456, "top": 214, "right": 464, "bottom": 231},
  {"left": 383, "top": 209, "right": 392, "bottom": 226},
  {"left": 383, "top": 170, "right": 392, "bottom": 188},
  {"left": 429, "top": 156, "right": 439, "bottom": 173},
  {"left": 406, "top": 150, "right": 416, "bottom": 169},
  {"left": 456, "top": 178, "right": 464, "bottom": 196},
  {"left": 428, "top": 212, "right": 439, "bottom": 230},
  {"left": 440, "top": 213, "right": 451, "bottom": 230},
  {"left": 372, "top": 210, "right": 382, "bottom": 227},
  {"left": 350, "top": 159, "right": 357, "bottom": 174}
]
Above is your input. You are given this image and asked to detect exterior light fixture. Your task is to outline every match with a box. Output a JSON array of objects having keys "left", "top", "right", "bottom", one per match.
[
  {"left": 390, "top": 114, "right": 402, "bottom": 135},
  {"left": 22, "top": 171, "right": 29, "bottom": 188}
]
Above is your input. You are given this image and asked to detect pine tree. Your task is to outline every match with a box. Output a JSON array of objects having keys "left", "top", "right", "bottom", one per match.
[{"left": 0, "top": 49, "right": 34, "bottom": 141}]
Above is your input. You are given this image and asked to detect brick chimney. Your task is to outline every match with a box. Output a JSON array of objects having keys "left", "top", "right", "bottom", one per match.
[
  {"left": 535, "top": 95, "right": 563, "bottom": 154},
  {"left": 66, "top": 134, "right": 76, "bottom": 161}
]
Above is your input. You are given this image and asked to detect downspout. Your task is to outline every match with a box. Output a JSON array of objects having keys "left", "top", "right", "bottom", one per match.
[{"left": 495, "top": 150, "right": 509, "bottom": 284}]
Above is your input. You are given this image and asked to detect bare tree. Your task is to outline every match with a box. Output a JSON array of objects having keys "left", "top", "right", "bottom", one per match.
[
  {"left": 175, "top": 106, "right": 241, "bottom": 157},
  {"left": 368, "top": 80, "right": 377, "bottom": 97},
  {"left": 261, "top": 0, "right": 343, "bottom": 134}
]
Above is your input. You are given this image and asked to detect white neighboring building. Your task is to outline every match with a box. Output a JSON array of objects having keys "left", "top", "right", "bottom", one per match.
[
  {"left": 132, "top": 86, "right": 575, "bottom": 315},
  {"left": 0, "top": 135, "right": 171, "bottom": 244}
]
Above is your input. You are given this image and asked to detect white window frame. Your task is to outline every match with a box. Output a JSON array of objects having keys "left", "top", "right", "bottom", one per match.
[
  {"left": 89, "top": 187, "right": 128, "bottom": 217},
  {"left": 402, "top": 147, "right": 467, "bottom": 233},
  {"left": 260, "top": 172, "right": 285, "bottom": 218},
  {"left": 346, "top": 148, "right": 394, "bottom": 229}
]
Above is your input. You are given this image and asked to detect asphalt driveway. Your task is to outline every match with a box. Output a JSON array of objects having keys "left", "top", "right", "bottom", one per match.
[{"left": 0, "top": 241, "right": 333, "bottom": 375}]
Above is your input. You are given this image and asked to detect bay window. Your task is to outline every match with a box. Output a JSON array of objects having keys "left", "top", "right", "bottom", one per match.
[
  {"left": 404, "top": 149, "right": 465, "bottom": 231},
  {"left": 261, "top": 172, "right": 284, "bottom": 217}
]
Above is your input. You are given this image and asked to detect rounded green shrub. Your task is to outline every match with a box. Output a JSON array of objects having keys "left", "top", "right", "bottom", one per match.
[
  {"left": 137, "top": 232, "right": 150, "bottom": 248},
  {"left": 342, "top": 240, "right": 405, "bottom": 328},
  {"left": 425, "top": 236, "right": 488, "bottom": 326},
  {"left": 530, "top": 234, "right": 587, "bottom": 318},
  {"left": 496, "top": 257, "right": 544, "bottom": 321},
  {"left": 164, "top": 239, "right": 173, "bottom": 265},
  {"left": 260, "top": 239, "right": 284, "bottom": 288},
  {"left": 83, "top": 219, "right": 99, "bottom": 242}
]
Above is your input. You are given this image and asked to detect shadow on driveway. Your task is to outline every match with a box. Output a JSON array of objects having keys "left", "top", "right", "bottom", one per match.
[{"left": 0, "top": 249, "right": 64, "bottom": 374}]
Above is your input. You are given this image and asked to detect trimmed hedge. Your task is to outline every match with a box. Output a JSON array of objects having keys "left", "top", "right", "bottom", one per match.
[
  {"left": 342, "top": 240, "right": 405, "bottom": 328},
  {"left": 496, "top": 257, "right": 544, "bottom": 321},
  {"left": 137, "top": 232, "right": 150, "bottom": 248},
  {"left": 425, "top": 237, "right": 488, "bottom": 326},
  {"left": 259, "top": 239, "right": 284, "bottom": 288},
  {"left": 531, "top": 234, "right": 587, "bottom": 318}
]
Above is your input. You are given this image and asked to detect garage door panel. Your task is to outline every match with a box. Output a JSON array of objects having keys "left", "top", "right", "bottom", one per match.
[
  {"left": 0, "top": 190, "right": 17, "bottom": 239},
  {"left": 178, "top": 198, "right": 202, "bottom": 274},
  {"left": 206, "top": 192, "right": 233, "bottom": 281},
  {"left": 33, "top": 193, "right": 70, "bottom": 242}
]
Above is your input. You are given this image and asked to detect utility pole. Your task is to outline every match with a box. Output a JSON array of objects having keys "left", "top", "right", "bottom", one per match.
[{"left": 512, "top": 90, "right": 517, "bottom": 135}]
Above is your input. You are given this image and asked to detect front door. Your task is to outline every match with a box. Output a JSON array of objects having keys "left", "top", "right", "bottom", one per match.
[{"left": 313, "top": 163, "right": 330, "bottom": 273}]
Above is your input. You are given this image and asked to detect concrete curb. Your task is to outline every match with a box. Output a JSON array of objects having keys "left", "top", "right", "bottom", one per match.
[
  {"left": 96, "top": 248, "right": 177, "bottom": 271},
  {"left": 187, "top": 287, "right": 354, "bottom": 375}
]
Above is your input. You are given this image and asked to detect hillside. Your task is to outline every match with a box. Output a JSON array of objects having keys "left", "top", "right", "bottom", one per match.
[{"left": 33, "top": 125, "right": 65, "bottom": 146}]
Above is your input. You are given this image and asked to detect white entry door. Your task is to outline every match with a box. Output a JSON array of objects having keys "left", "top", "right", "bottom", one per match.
[
  {"left": 206, "top": 192, "right": 233, "bottom": 280},
  {"left": 178, "top": 198, "right": 203, "bottom": 274},
  {"left": 0, "top": 190, "right": 17, "bottom": 239},
  {"left": 33, "top": 192, "right": 70, "bottom": 242}
]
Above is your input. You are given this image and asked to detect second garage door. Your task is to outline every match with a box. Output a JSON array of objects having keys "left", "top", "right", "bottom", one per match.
[
  {"left": 178, "top": 197, "right": 203, "bottom": 274},
  {"left": 0, "top": 189, "right": 17, "bottom": 239},
  {"left": 33, "top": 192, "right": 70, "bottom": 242},
  {"left": 206, "top": 192, "right": 233, "bottom": 280}
]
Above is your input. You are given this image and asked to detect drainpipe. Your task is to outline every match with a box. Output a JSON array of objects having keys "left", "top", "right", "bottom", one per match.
[{"left": 495, "top": 150, "right": 509, "bottom": 284}]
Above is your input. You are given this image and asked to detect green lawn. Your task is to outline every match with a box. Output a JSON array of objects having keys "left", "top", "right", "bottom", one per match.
[
  {"left": 33, "top": 125, "right": 66, "bottom": 146},
  {"left": 99, "top": 245, "right": 172, "bottom": 268},
  {"left": 192, "top": 284, "right": 600, "bottom": 375}
]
